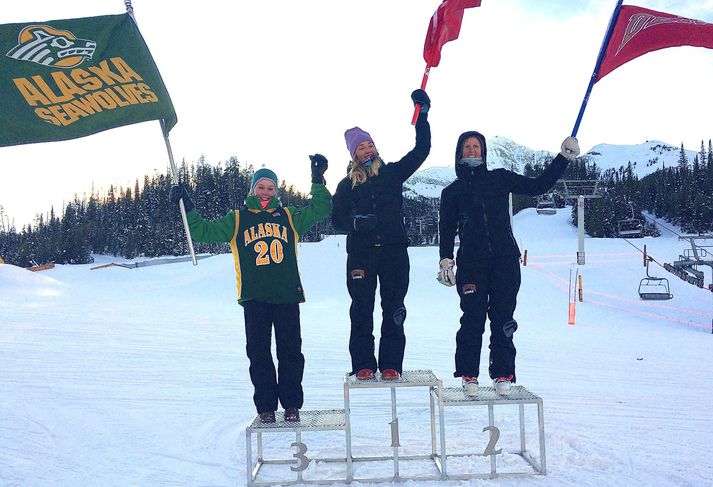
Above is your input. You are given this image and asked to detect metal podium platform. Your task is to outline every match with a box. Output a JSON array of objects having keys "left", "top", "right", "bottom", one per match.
[
  {"left": 246, "top": 409, "right": 348, "bottom": 486},
  {"left": 244, "top": 373, "right": 546, "bottom": 485},
  {"left": 344, "top": 369, "right": 443, "bottom": 483},
  {"left": 432, "top": 385, "right": 546, "bottom": 479}
]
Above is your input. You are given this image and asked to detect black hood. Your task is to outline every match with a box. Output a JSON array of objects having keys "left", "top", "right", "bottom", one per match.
[{"left": 455, "top": 130, "right": 487, "bottom": 179}]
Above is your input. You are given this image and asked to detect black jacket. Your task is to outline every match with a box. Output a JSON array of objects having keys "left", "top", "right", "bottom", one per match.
[
  {"left": 439, "top": 130, "right": 568, "bottom": 264},
  {"left": 332, "top": 113, "right": 431, "bottom": 253}
]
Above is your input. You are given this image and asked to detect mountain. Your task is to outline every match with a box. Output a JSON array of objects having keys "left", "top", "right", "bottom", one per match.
[
  {"left": 584, "top": 140, "right": 698, "bottom": 178},
  {"left": 402, "top": 166, "right": 454, "bottom": 199},
  {"left": 404, "top": 137, "right": 700, "bottom": 199}
]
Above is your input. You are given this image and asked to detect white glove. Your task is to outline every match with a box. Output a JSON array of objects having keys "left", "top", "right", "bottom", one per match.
[
  {"left": 560, "top": 136, "right": 580, "bottom": 161},
  {"left": 436, "top": 258, "right": 456, "bottom": 287}
]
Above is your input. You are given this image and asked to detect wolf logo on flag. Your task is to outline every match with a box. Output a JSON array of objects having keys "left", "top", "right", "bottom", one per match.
[
  {"left": 616, "top": 13, "right": 708, "bottom": 56},
  {"left": 6, "top": 25, "right": 96, "bottom": 68}
]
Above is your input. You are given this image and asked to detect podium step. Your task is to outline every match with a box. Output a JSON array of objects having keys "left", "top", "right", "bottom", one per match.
[
  {"left": 247, "top": 409, "right": 346, "bottom": 432},
  {"left": 432, "top": 384, "right": 546, "bottom": 478},
  {"left": 246, "top": 409, "right": 349, "bottom": 486},
  {"left": 345, "top": 369, "right": 440, "bottom": 388},
  {"left": 436, "top": 385, "right": 542, "bottom": 405}
]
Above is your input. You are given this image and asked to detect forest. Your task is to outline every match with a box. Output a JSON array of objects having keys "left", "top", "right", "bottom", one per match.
[{"left": 1, "top": 141, "right": 712, "bottom": 268}]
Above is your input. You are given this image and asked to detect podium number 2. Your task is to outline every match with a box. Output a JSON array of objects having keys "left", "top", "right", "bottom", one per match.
[
  {"left": 482, "top": 426, "right": 502, "bottom": 456},
  {"left": 290, "top": 441, "right": 310, "bottom": 472}
]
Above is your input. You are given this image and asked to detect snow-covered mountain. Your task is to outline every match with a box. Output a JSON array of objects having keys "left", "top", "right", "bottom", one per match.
[
  {"left": 403, "top": 166, "right": 455, "bottom": 199},
  {"left": 404, "top": 137, "right": 699, "bottom": 199},
  {"left": 585, "top": 140, "right": 698, "bottom": 178}
]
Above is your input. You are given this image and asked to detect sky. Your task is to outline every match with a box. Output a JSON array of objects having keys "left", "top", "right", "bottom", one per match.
[
  {"left": 2, "top": 0, "right": 713, "bottom": 227},
  {"left": 2, "top": 208, "right": 712, "bottom": 486}
]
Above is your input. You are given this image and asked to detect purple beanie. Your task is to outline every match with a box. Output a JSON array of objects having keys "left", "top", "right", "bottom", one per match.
[{"left": 344, "top": 127, "right": 374, "bottom": 158}]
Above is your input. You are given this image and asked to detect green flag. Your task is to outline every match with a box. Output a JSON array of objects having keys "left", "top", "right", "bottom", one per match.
[{"left": 0, "top": 13, "right": 177, "bottom": 147}]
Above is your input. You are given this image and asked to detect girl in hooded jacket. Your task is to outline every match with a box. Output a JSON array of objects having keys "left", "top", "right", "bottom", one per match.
[
  {"left": 438, "top": 131, "right": 579, "bottom": 395},
  {"left": 331, "top": 89, "right": 431, "bottom": 381}
]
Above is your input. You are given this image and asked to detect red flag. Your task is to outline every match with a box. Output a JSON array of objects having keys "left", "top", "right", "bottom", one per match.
[
  {"left": 597, "top": 5, "right": 713, "bottom": 82},
  {"left": 423, "top": 0, "right": 482, "bottom": 68}
]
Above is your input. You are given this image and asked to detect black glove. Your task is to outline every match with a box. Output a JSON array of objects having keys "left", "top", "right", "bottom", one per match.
[
  {"left": 353, "top": 214, "right": 377, "bottom": 233},
  {"left": 169, "top": 183, "right": 195, "bottom": 213},
  {"left": 411, "top": 89, "right": 430, "bottom": 114},
  {"left": 309, "top": 153, "right": 328, "bottom": 184}
]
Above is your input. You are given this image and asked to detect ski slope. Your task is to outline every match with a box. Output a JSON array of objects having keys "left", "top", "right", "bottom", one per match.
[{"left": 1, "top": 208, "right": 712, "bottom": 486}]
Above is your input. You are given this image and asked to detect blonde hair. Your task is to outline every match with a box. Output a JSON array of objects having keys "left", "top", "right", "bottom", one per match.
[{"left": 349, "top": 156, "right": 382, "bottom": 187}]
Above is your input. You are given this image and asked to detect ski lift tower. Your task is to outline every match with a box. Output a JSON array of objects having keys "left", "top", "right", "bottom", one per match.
[
  {"left": 673, "top": 235, "right": 713, "bottom": 286},
  {"left": 557, "top": 179, "right": 602, "bottom": 265}
]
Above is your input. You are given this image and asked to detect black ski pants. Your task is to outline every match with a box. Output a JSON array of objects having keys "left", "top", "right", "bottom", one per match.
[
  {"left": 243, "top": 300, "right": 304, "bottom": 414},
  {"left": 453, "top": 255, "right": 520, "bottom": 382},
  {"left": 346, "top": 245, "right": 409, "bottom": 375}
]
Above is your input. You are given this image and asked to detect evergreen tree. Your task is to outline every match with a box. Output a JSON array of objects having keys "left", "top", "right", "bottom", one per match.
[{"left": 677, "top": 143, "right": 688, "bottom": 170}]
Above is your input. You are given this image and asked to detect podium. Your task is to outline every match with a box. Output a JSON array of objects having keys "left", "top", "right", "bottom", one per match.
[
  {"left": 432, "top": 385, "right": 546, "bottom": 479},
  {"left": 344, "top": 369, "right": 443, "bottom": 482},
  {"left": 245, "top": 409, "right": 348, "bottom": 486},
  {"left": 245, "top": 371, "right": 546, "bottom": 485}
]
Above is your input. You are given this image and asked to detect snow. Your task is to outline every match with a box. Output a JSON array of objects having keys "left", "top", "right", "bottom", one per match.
[
  {"left": 585, "top": 140, "right": 699, "bottom": 178},
  {"left": 2, "top": 208, "right": 712, "bottom": 486}
]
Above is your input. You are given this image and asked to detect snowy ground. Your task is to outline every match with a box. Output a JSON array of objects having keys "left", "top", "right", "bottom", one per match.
[{"left": 1, "top": 208, "right": 712, "bottom": 487}]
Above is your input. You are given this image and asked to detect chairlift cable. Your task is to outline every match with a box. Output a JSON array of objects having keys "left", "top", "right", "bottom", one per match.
[
  {"left": 619, "top": 236, "right": 668, "bottom": 271},
  {"left": 639, "top": 212, "right": 682, "bottom": 238}
]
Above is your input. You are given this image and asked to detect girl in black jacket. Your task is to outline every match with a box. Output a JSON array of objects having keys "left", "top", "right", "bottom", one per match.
[
  {"left": 438, "top": 131, "right": 579, "bottom": 395},
  {"left": 332, "top": 89, "right": 431, "bottom": 381}
]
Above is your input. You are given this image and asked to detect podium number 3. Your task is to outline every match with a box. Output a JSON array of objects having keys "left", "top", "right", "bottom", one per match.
[
  {"left": 482, "top": 426, "right": 502, "bottom": 456},
  {"left": 290, "top": 441, "right": 310, "bottom": 472}
]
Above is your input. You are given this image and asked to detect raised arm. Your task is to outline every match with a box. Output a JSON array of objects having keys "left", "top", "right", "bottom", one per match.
[
  {"left": 508, "top": 137, "right": 580, "bottom": 196},
  {"left": 170, "top": 184, "right": 236, "bottom": 243},
  {"left": 391, "top": 90, "right": 432, "bottom": 183},
  {"left": 186, "top": 210, "right": 237, "bottom": 243},
  {"left": 289, "top": 154, "right": 332, "bottom": 236}
]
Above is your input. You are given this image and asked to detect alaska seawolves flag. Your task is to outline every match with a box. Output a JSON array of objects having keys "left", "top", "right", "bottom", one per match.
[{"left": 0, "top": 13, "right": 176, "bottom": 147}]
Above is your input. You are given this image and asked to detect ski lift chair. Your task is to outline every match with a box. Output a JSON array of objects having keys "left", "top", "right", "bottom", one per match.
[
  {"left": 535, "top": 195, "right": 557, "bottom": 215},
  {"left": 638, "top": 256, "right": 673, "bottom": 300},
  {"left": 618, "top": 219, "right": 643, "bottom": 237},
  {"left": 617, "top": 202, "right": 643, "bottom": 237}
]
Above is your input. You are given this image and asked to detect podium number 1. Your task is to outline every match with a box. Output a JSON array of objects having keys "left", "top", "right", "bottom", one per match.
[{"left": 389, "top": 418, "right": 401, "bottom": 447}]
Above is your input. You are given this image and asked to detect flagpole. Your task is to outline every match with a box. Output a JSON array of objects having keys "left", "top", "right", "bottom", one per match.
[
  {"left": 125, "top": 0, "right": 197, "bottom": 265},
  {"left": 161, "top": 121, "right": 198, "bottom": 265},
  {"left": 411, "top": 66, "right": 431, "bottom": 125},
  {"left": 571, "top": 0, "right": 624, "bottom": 137}
]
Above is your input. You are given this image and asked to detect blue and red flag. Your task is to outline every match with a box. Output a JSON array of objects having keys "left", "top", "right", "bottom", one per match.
[
  {"left": 596, "top": 4, "right": 713, "bottom": 81},
  {"left": 572, "top": 1, "right": 713, "bottom": 136}
]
